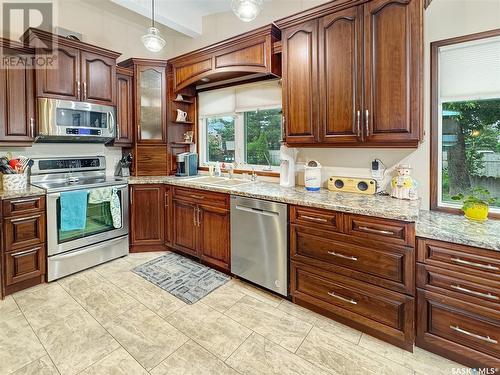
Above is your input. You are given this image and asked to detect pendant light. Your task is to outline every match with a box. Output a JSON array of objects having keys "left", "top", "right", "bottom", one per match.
[
  {"left": 142, "top": 0, "right": 166, "bottom": 52},
  {"left": 231, "top": 0, "right": 263, "bottom": 22}
]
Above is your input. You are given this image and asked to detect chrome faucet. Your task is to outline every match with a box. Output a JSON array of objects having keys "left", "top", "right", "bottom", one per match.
[{"left": 251, "top": 167, "right": 258, "bottom": 181}]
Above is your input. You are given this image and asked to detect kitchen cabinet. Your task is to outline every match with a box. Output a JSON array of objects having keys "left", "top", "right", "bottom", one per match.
[
  {"left": 0, "top": 39, "right": 36, "bottom": 144},
  {"left": 115, "top": 67, "right": 134, "bottom": 146},
  {"left": 171, "top": 187, "right": 230, "bottom": 272},
  {"left": 164, "top": 187, "right": 172, "bottom": 246},
  {"left": 289, "top": 205, "right": 415, "bottom": 350},
  {"left": 129, "top": 185, "right": 165, "bottom": 252},
  {"left": 416, "top": 238, "right": 500, "bottom": 368},
  {"left": 276, "top": 0, "right": 422, "bottom": 147},
  {"left": 24, "top": 29, "right": 120, "bottom": 105},
  {"left": 1, "top": 195, "right": 46, "bottom": 299},
  {"left": 281, "top": 20, "right": 319, "bottom": 144},
  {"left": 169, "top": 24, "right": 281, "bottom": 92}
]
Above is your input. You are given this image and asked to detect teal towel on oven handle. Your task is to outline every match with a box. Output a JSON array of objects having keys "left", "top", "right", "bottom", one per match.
[{"left": 60, "top": 190, "right": 88, "bottom": 231}]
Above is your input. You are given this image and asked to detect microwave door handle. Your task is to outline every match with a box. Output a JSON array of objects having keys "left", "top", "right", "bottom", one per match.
[{"left": 108, "top": 111, "right": 115, "bottom": 136}]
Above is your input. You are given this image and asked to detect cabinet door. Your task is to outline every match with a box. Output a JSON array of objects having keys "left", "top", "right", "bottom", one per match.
[
  {"left": 282, "top": 19, "right": 319, "bottom": 144},
  {"left": 172, "top": 199, "right": 198, "bottom": 256},
  {"left": 198, "top": 204, "right": 230, "bottom": 271},
  {"left": 115, "top": 71, "right": 134, "bottom": 146},
  {"left": 0, "top": 51, "right": 35, "bottom": 143},
  {"left": 164, "top": 187, "right": 172, "bottom": 246},
  {"left": 136, "top": 66, "right": 167, "bottom": 143},
  {"left": 36, "top": 46, "right": 80, "bottom": 100},
  {"left": 130, "top": 185, "right": 164, "bottom": 248},
  {"left": 363, "top": 0, "right": 421, "bottom": 145},
  {"left": 80, "top": 51, "right": 116, "bottom": 105},
  {"left": 5, "top": 245, "right": 45, "bottom": 286},
  {"left": 319, "top": 7, "right": 363, "bottom": 144}
]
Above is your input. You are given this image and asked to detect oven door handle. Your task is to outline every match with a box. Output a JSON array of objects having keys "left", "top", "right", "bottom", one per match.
[{"left": 48, "top": 185, "right": 128, "bottom": 198}]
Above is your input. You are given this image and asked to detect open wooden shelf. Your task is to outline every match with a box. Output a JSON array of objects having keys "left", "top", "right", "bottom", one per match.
[
  {"left": 172, "top": 120, "right": 194, "bottom": 125},
  {"left": 173, "top": 99, "right": 194, "bottom": 104},
  {"left": 170, "top": 141, "right": 194, "bottom": 145}
]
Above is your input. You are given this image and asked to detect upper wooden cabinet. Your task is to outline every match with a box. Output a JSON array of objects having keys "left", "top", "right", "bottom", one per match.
[
  {"left": 23, "top": 28, "right": 120, "bottom": 105},
  {"left": 276, "top": 0, "right": 423, "bottom": 147},
  {"left": 0, "top": 39, "right": 36, "bottom": 145},
  {"left": 114, "top": 66, "right": 134, "bottom": 146},
  {"left": 169, "top": 24, "right": 281, "bottom": 92}
]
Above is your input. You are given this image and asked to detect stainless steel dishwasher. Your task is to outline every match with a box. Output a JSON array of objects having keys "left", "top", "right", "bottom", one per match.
[{"left": 231, "top": 195, "right": 288, "bottom": 296}]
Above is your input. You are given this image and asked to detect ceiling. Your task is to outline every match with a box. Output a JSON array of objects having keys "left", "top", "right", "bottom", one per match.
[{"left": 110, "top": 0, "right": 233, "bottom": 37}]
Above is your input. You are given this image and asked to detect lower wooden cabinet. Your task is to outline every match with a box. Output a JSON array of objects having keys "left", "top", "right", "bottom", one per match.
[
  {"left": 171, "top": 187, "right": 230, "bottom": 272},
  {"left": 129, "top": 185, "right": 165, "bottom": 251},
  {"left": 1, "top": 195, "right": 46, "bottom": 298},
  {"left": 415, "top": 238, "right": 500, "bottom": 368},
  {"left": 5, "top": 245, "right": 45, "bottom": 286}
]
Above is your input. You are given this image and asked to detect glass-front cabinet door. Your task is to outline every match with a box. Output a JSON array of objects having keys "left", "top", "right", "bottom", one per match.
[{"left": 137, "top": 66, "right": 167, "bottom": 143}]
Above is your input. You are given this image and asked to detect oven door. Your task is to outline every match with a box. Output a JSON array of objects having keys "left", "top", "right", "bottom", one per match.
[{"left": 46, "top": 184, "right": 129, "bottom": 256}]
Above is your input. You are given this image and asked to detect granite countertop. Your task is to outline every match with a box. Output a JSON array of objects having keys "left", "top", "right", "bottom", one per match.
[
  {"left": 128, "top": 176, "right": 421, "bottom": 222},
  {"left": 0, "top": 185, "right": 46, "bottom": 200},
  {"left": 416, "top": 210, "right": 500, "bottom": 251}
]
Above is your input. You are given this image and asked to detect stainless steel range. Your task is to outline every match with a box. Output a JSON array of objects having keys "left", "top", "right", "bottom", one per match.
[{"left": 31, "top": 156, "right": 129, "bottom": 281}]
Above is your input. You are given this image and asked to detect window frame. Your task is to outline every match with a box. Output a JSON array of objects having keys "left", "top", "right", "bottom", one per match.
[
  {"left": 430, "top": 28, "right": 500, "bottom": 219},
  {"left": 199, "top": 105, "right": 282, "bottom": 172}
]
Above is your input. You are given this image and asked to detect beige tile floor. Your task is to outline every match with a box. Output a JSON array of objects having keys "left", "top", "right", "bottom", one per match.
[{"left": 0, "top": 252, "right": 465, "bottom": 375}]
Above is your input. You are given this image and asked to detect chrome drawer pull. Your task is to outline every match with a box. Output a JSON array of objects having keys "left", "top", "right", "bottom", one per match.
[
  {"left": 301, "top": 215, "right": 328, "bottom": 223},
  {"left": 450, "top": 284, "right": 499, "bottom": 300},
  {"left": 450, "top": 325, "right": 497, "bottom": 344},
  {"left": 451, "top": 257, "right": 499, "bottom": 271},
  {"left": 327, "top": 291, "right": 357, "bottom": 305},
  {"left": 358, "top": 226, "right": 394, "bottom": 236},
  {"left": 328, "top": 251, "right": 358, "bottom": 261}
]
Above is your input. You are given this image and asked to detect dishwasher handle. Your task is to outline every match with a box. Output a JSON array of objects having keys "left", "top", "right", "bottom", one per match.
[{"left": 235, "top": 204, "right": 280, "bottom": 217}]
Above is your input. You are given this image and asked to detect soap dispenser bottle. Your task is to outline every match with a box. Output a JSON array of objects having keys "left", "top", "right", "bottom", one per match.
[{"left": 280, "top": 144, "right": 298, "bottom": 187}]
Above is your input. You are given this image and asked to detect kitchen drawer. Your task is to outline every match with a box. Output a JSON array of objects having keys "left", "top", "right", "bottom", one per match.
[
  {"left": 3, "top": 213, "right": 46, "bottom": 251},
  {"left": 417, "top": 238, "right": 499, "bottom": 280},
  {"left": 173, "top": 187, "right": 229, "bottom": 208},
  {"left": 291, "top": 262, "right": 414, "bottom": 350},
  {"left": 4, "top": 244, "right": 45, "bottom": 286},
  {"left": 344, "top": 214, "right": 415, "bottom": 247},
  {"left": 416, "top": 289, "right": 500, "bottom": 368},
  {"left": 290, "top": 205, "right": 342, "bottom": 232},
  {"left": 2, "top": 196, "right": 45, "bottom": 217},
  {"left": 291, "top": 225, "right": 414, "bottom": 294},
  {"left": 417, "top": 263, "right": 499, "bottom": 309}
]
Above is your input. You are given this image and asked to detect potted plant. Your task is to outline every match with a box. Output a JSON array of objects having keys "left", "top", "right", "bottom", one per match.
[{"left": 451, "top": 187, "right": 497, "bottom": 221}]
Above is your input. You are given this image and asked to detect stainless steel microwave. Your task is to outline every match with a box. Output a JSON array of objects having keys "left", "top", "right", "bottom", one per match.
[{"left": 37, "top": 98, "right": 116, "bottom": 143}]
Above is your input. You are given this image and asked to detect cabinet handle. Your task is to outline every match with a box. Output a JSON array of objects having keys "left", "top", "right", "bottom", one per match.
[
  {"left": 450, "top": 284, "right": 499, "bottom": 300},
  {"left": 327, "top": 291, "right": 357, "bottom": 305},
  {"left": 196, "top": 207, "right": 201, "bottom": 226},
  {"left": 30, "top": 118, "right": 35, "bottom": 138},
  {"left": 365, "top": 110, "right": 369, "bottom": 137},
  {"left": 117, "top": 124, "right": 121, "bottom": 140},
  {"left": 328, "top": 251, "right": 358, "bottom": 261},
  {"left": 450, "top": 325, "right": 497, "bottom": 344},
  {"left": 451, "top": 257, "right": 499, "bottom": 271},
  {"left": 193, "top": 207, "right": 197, "bottom": 226},
  {"left": 77, "top": 81, "right": 81, "bottom": 98},
  {"left": 356, "top": 110, "right": 361, "bottom": 137},
  {"left": 130, "top": 193, "right": 133, "bottom": 205},
  {"left": 83, "top": 82, "right": 87, "bottom": 100},
  {"left": 358, "top": 225, "right": 394, "bottom": 236},
  {"left": 301, "top": 215, "right": 327, "bottom": 223},
  {"left": 190, "top": 195, "right": 204, "bottom": 200},
  {"left": 10, "top": 215, "right": 40, "bottom": 223},
  {"left": 282, "top": 116, "right": 286, "bottom": 142},
  {"left": 12, "top": 248, "right": 38, "bottom": 257}
]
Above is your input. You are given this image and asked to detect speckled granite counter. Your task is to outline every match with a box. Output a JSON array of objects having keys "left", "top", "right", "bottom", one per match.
[
  {"left": 0, "top": 185, "right": 46, "bottom": 200},
  {"left": 128, "top": 176, "right": 421, "bottom": 222},
  {"left": 416, "top": 210, "right": 500, "bottom": 251}
]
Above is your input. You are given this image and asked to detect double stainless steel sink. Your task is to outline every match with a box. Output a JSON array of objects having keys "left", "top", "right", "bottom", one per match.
[{"left": 185, "top": 175, "right": 253, "bottom": 187}]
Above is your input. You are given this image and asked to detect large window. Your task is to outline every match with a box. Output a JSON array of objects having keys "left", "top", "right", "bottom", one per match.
[
  {"left": 199, "top": 80, "right": 282, "bottom": 171},
  {"left": 431, "top": 31, "right": 500, "bottom": 214}
]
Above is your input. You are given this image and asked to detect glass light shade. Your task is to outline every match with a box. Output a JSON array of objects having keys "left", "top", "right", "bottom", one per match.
[
  {"left": 231, "top": 0, "right": 263, "bottom": 22},
  {"left": 141, "top": 27, "right": 166, "bottom": 52}
]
